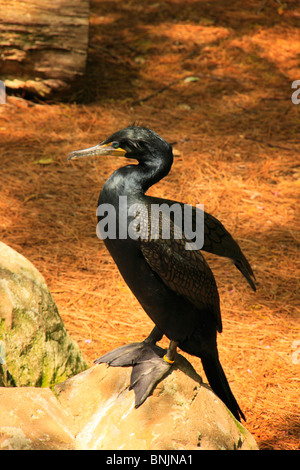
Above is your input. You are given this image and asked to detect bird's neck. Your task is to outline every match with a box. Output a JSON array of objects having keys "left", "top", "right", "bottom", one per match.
[
  {"left": 105, "top": 158, "right": 172, "bottom": 197},
  {"left": 137, "top": 159, "right": 171, "bottom": 192}
]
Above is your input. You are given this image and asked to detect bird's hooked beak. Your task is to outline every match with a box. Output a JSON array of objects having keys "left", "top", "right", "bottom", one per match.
[{"left": 67, "top": 142, "right": 127, "bottom": 161}]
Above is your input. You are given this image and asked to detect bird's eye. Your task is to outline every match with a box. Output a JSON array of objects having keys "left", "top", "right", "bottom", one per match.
[{"left": 112, "top": 141, "right": 119, "bottom": 149}]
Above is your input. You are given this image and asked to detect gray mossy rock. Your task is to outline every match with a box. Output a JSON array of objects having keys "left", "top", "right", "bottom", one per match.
[{"left": 0, "top": 241, "right": 87, "bottom": 387}]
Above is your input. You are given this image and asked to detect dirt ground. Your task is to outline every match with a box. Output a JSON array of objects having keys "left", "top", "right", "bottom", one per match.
[{"left": 0, "top": 0, "right": 299, "bottom": 450}]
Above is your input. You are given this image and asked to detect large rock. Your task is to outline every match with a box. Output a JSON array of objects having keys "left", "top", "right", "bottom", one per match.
[
  {"left": 0, "top": 387, "right": 75, "bottom": 450},
  {"left": 55, "top": 359, "right": 259, "bottom": 450},
  {"left": 0, "top": 242, "right": 87, "bottom": 387},
  {"left": 0, "top": 360, "right": 258, "bottom": 450}
]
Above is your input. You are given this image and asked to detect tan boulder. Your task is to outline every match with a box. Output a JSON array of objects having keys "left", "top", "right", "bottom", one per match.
[
  {"left": 0, "top": 387, "right": 75, "bottom": 450},
  {"left": 55, "top": 357, "right": 259, "bottom": 450},
  {"left": 0, "top": 358, "right": 259, "bottom": 450}
]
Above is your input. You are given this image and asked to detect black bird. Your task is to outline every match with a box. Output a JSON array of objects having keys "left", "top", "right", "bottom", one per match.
[{"left": 68, "top": 125, "right": 256, "bottom": 422}]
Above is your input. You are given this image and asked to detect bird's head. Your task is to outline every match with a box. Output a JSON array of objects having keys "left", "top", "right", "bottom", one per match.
[{"left": 67, "top": 125, "right": 173, "bottom": 167}]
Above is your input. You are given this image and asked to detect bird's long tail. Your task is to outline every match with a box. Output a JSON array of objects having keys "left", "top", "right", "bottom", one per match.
[{"left": 201, "top": 354, "right": 245, "bottom": 422}]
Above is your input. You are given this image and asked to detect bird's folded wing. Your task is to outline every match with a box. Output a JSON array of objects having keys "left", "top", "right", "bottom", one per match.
[
  {"left": 139, "top": 219, "right": 222, "bottom": 332},
  {"left": 146, "top": 196, "right": 256, "bottom": 291}
]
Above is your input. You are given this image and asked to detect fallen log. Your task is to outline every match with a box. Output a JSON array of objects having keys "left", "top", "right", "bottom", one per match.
[{"left": 0, "top": 0, "right": 90, "bottom": 98}]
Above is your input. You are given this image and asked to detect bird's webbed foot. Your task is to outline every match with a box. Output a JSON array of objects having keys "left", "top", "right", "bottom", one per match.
[
  {"left": 94, "top": 341, "right": 164, "bottom": 368},
  {"left": 129, "top": 345, "right": 173, "bottom": 407},
  {"left": 94, "top": 338, "right": 178, "bottom": 408}
]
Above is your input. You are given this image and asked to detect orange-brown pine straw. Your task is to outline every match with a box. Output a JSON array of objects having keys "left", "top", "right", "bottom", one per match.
[{"left": 0, "top": 0, "right": 299, "bottom": 450}]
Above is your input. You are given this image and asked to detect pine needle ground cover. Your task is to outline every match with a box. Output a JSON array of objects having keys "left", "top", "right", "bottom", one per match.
[{"left": 0, "top": 0, "right": 299, "bottom": 450}]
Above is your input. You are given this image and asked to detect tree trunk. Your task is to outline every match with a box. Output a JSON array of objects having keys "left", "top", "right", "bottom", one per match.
[{"left": 0, "top": 0, "right": 90, "bottom": 98}]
